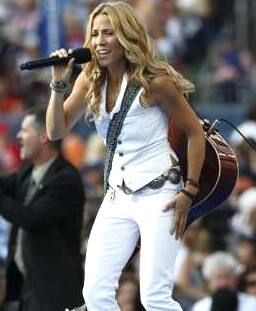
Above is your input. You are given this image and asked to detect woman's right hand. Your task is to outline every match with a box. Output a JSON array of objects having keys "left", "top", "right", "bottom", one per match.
[{"left": 50, "top": 48, "right": 75, "bottom": 83}]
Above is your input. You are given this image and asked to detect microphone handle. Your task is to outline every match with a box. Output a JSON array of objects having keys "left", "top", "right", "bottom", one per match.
[{"left": 20, "top": 55, "right": 74, "bottom": 70}]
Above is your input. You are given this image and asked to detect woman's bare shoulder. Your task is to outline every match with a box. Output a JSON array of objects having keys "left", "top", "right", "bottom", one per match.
[
  {"left": 149, "top": 74, "right": 178, "bottom": 103},
  {"left": 149, "top": 74, "right": 174, "bottom": 92}
]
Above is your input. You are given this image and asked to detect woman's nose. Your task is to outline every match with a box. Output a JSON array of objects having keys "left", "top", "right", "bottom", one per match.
[{"left": 97, "top": 33, "right": 106, "bottom": 45}]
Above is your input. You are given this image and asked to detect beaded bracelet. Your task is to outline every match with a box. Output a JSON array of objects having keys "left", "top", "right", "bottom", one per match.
[
  {"left": 180, "top": 188, "right": 196, "bottom": 200},
  {"left": 50, "top": 80, "right": 70, "bottom": 94}
]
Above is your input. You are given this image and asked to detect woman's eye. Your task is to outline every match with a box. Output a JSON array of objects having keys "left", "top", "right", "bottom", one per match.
[{"left": 105, "top": 31, "right": 114, "bottom": 35}]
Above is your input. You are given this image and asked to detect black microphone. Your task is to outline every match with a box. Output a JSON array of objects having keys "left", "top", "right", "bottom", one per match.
[{"left": 19, "top": 48, "right": 92, "bottom": 70}]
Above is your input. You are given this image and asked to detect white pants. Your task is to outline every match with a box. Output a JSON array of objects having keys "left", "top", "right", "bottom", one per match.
[{"left": 83, "top": 182, "right": 183, "bottom": 311}]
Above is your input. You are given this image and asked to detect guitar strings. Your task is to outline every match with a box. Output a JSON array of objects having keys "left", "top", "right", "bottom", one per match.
[{"left": 216, "top": 118, "right": 256, "bottom": 152}]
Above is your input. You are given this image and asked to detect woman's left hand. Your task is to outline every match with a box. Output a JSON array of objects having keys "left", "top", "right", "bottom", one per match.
[{"left": 162, "top": 192, "right": 193, "bottom": 240}]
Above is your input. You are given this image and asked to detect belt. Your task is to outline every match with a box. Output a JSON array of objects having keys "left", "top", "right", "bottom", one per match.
[{"left": 117, "top": 168, "right": 182, "bottom": 194}]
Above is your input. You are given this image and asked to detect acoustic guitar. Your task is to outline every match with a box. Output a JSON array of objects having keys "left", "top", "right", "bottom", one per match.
[
  {"left": 168, "top": 118, "right": 239, "bottom": 228},
  {"left": 127, "top": 119, "right": 239, "bottom": 265}
]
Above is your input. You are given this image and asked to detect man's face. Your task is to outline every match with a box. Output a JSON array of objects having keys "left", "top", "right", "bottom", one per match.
[
  {"left": 17, "top": 115, "right": 41, "bottom": 161},
  {"left": 209, "top": 269, "right": 238, "bottom": 292}
]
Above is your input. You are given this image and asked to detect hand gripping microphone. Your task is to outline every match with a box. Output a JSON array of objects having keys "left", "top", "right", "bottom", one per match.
[{"left": 19, "top": 48, "right": 92, "bottom": 70}]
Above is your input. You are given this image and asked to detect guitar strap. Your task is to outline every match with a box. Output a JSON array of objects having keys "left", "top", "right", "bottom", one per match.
[{"left": 104, "top": 82, "right": 141, "bottom": 193}]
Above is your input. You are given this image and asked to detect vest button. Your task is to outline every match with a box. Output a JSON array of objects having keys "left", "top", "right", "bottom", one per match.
[
  {"left": 119, "top": 152, "right": 124, "bottom": 157},
  {"left": 121, "top": 166, "right": 125, "bottom": 171},
  {"left": 117, "top": 140, "right": 122, "bottom": 144}
]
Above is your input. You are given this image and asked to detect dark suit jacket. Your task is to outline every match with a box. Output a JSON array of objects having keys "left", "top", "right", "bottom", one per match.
[{"left": 0, "top": 155, "right": 85, "bottom": 311}]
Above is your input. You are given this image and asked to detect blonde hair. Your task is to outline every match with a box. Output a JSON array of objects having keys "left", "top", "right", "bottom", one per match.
[{"left": 83, "top": 1, "right": 194, "bottom": 117}]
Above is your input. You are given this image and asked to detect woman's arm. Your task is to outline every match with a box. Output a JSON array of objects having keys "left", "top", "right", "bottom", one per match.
[
  {"left": 46, "top": 71, "right": 88, "bottom": 140},
  {"left": 151, "top": 74, "right": 205, "bottom": 183},
  {"left": 46, "top": 48, "right": 89, "bottom": 140},
  {"left": 150, "top": 75, "right": 205, "bottom": 238}
]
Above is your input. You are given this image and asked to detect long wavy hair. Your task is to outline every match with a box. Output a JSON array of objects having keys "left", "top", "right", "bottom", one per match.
[{"left": 83, "top": 1, "right": 194, "bottom": 118}]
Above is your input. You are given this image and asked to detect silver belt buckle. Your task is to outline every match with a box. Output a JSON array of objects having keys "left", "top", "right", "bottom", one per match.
[
  {"left": 167, "top": 168, "right": 182, "bottom": 184},
  {"left": 147, "top": 175, "right": 165, "bottom": 189},
  {"left": 147, "top": 168, "right": 181, "bottom": 190}
]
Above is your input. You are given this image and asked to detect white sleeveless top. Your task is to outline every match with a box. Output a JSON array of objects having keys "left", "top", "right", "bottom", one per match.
[{"left": 94, "top": 73, "right": 179, "bottom": 191}]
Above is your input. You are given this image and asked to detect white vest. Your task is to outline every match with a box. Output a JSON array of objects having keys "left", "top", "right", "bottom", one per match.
[{"left": 94, "top": 74, "right": 179, "bottom": 191}]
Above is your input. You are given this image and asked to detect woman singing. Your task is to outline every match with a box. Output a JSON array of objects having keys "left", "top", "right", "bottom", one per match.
[{"left": 46, "top": 2, "right": 205, "bottom": 310}]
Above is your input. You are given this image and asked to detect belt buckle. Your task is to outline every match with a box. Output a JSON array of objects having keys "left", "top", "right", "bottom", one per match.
[
  {"left": 167, "top": 168, "right": 181, "bottom": 184},
  {"left": 148, "top": 175, "right": 165, "bottom": 189}
]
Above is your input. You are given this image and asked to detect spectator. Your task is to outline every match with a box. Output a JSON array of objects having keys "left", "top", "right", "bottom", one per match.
[
  {"left": 126, "top": 0, "right": 155, "bottom": 35},
  {"left": 62, "top": 132, "right": 86, "bottom": 170},
  {"left": 231, "top": 188, "right": 256, "bottom": 238},
  {"left": 192, "top": 252, "right": 256, "bottom": 311},
  {"left": 3, "top": 0, "right": 40, "bottom": 63},
  {"left": 0, "top": 123, "right": 21, "bottom": 174},
  {"left": 239, "top": 266, "right": 256, "bottom": 297},
  {"left": 63, "top": 6, "right": 86, "bottom": 49},
  {"left": 235, "top": 236, "right": 256, "bottom": 270},
  {"left": 0, "top": 107, "right": 85, "bottom": 311},
  {"left": 199, "top": 29, "right": 254, "bottom": 103},
  {"left": 154, "top": 0, "right": 186, "bottom": 61},
  {"left": 174, "top": 221, "right": 209, "bottom": 309},
  {"left": 0, "top": 78, "right": 24, "bottom": 117}
]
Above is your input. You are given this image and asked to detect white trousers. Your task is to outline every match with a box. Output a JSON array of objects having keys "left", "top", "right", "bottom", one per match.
[{"left": 83, "top": 182, "right": 183, "bottom": 311}]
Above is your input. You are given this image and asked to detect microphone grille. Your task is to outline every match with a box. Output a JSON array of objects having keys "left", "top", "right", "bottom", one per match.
[{"left": 73, "top": 48, "right": 92, "bottom": 64}]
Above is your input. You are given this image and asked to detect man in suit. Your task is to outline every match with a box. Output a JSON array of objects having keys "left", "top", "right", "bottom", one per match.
[{"left": 0, "top": 106, "right": 85, "bottom": 311}]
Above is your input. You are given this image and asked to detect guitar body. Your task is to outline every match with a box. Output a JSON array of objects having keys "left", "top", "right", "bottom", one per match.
[
  {"left": 127, "top": 119, "right": 239, "bottom": 267},
  {"left": 168, "top": 119, "right": 239, "bottom": 228}
]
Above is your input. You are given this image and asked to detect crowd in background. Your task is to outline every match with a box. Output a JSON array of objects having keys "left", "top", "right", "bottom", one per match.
[{"left": 1, "top": 0, "right": 256, "bottom": 310}]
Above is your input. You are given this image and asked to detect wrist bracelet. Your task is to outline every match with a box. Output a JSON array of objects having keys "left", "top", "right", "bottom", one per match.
[
  {"left": 50, "top": 80, "right": 70, "bottom": 94},
  {"left": 185, "top": 178, "right": 200, "bottom": 189},
  {"left": 180, "top": 189, "right": 196, "bottom": 200}
]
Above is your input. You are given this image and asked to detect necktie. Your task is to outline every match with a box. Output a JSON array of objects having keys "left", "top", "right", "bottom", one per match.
[
  {"left": 24, "top": 177, "right": 37, "bottom": 205},
  {"left": 15, "top": 176, "right": 38, "bottom": 274}
]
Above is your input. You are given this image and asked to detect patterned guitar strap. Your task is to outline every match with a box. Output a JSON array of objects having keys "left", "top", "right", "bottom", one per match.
[{"left": 104, "top": 82, "right": 141, "bottom": 193}]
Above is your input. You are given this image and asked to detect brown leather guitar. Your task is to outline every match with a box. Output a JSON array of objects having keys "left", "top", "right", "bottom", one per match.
[{"left": 168, "top": 118, "right": 239, "bottom": 228}]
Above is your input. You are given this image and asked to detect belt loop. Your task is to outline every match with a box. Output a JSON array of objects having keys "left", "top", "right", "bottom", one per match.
[
  {"left": 110, "top": 188, "right": 116, "bottom": 203},
  {"left": 117, "top": 181, "right": 133, "bottom": 194}
]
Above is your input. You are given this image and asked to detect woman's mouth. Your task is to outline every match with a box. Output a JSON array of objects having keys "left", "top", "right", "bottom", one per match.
[{"left": 97, "top": 50, "right": 111, "bottom": 58}]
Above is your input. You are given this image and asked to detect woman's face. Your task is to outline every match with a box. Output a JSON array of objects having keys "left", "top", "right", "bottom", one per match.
[{"left": 91, "top": 13, "right": 126, "bottom": 72}]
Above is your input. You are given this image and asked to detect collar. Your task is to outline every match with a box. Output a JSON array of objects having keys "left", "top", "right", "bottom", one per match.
[
  {"left": 102, "top": 73, "right": 128, "bottom": 120},
  {"left": 31, "top": 156, "right": 57, "bottom": 186}
]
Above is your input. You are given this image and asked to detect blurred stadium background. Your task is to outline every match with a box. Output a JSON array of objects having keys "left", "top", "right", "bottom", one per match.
[{"left": 1, "top": 1, "right": 256, "bottom": 310}]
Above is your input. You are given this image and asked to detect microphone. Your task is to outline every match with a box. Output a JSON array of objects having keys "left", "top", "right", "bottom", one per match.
[{"left": 19, "top": 48, "right": 92, "bottom": 70}]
